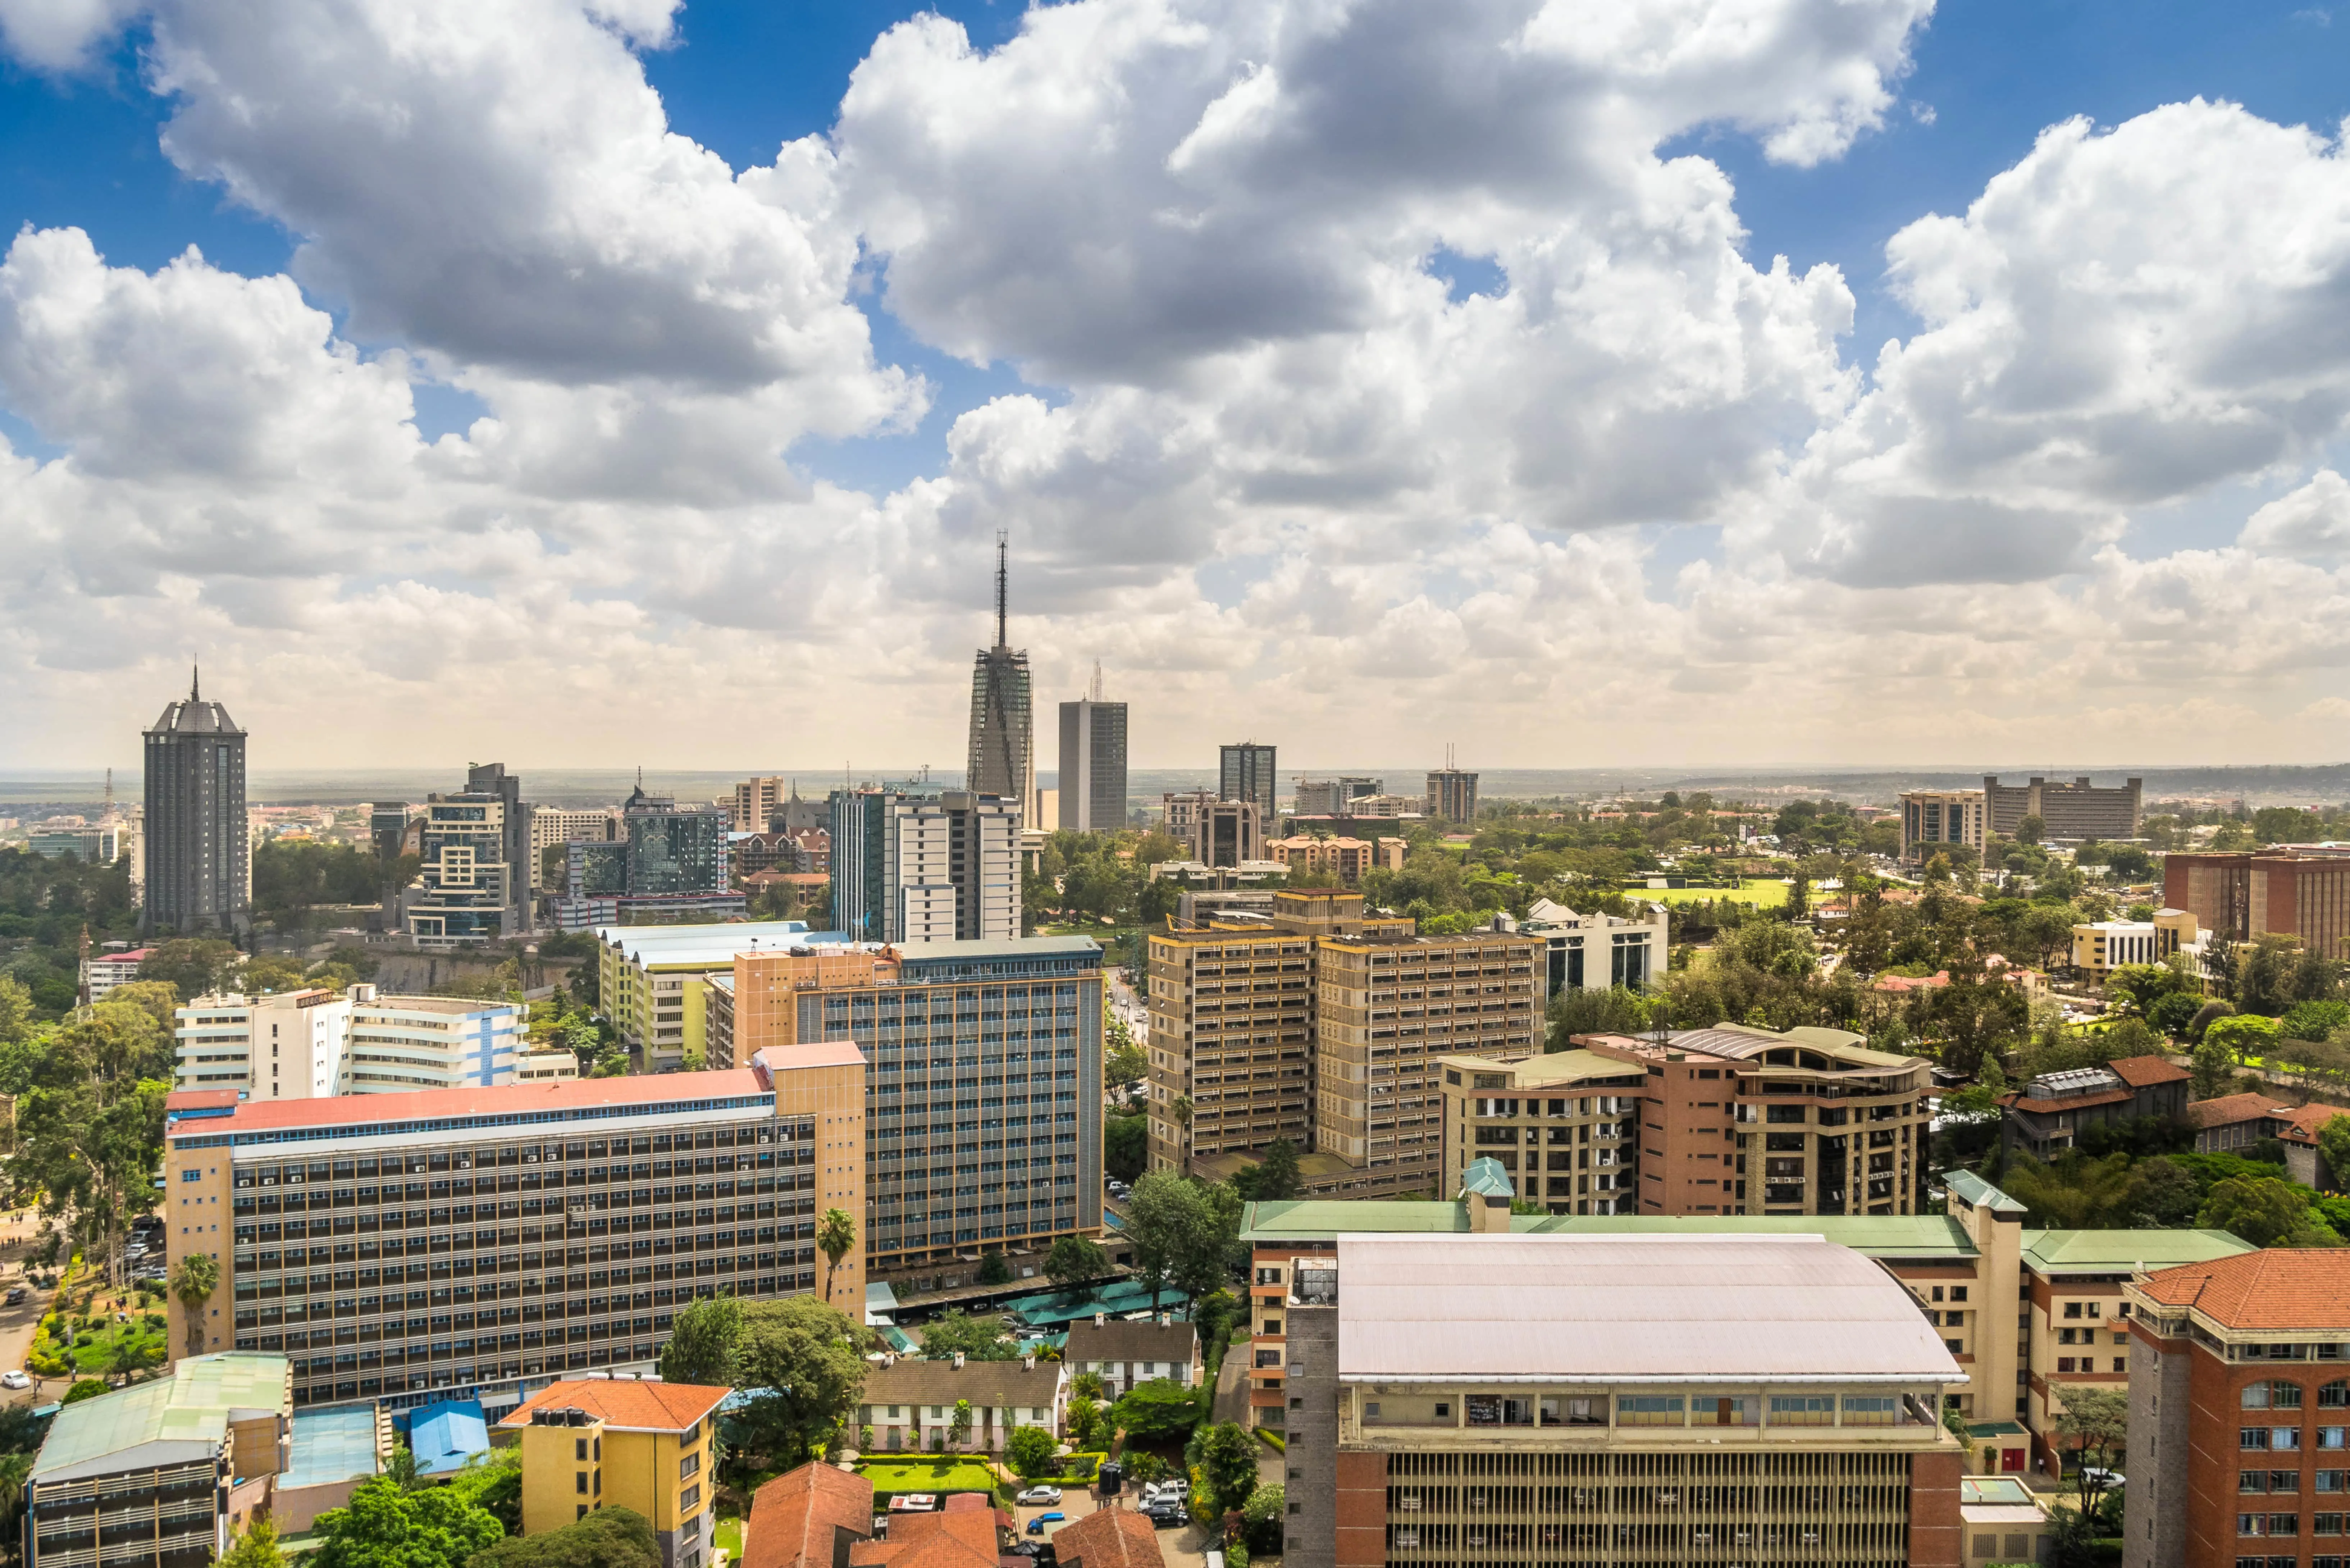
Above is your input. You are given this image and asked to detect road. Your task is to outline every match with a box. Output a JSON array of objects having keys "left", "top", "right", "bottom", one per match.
[{"left": 0, "top": 1212, "right": 61, "bottom": 1408}]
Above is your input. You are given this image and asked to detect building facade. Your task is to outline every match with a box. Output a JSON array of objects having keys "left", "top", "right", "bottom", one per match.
[
  {"left": 2165, "top": 851, "right": 2350, "bottom": 965},
  {"left": 2123, "top": 1250, "right": 2350, "bottom": 1568},
  {"left": 2069, "top": 909, "right": 2204, "bottom": 979},
  {"left": 968, "top": 539, "right": 1037, "bottom": 828},
  {"left": 1901, "top": 791, "right": 1988, "bottom": 863},
  {"left": 173, "top": 989, "right": 357, "bottom": 1100},
  {"left": 595, "top": 921, "right": 820, "bottom": 1068},
  {"left": 1521, "top": 898, "right": 1669, "bottom": 994},
  {"left": 29, "top": 824, "right": 121, "bottom": 864},
  {"left": 1982, "top": 775, "right": 2144, "bottom": 841},
  {"left": 506, "top": 1379, "right": 729, "bottom": 1568},
  {"left": 1424, "top": 769, "right": 1479, "bottom": 824},
  {"left": 1058, "top": 696, "right": 1129, "bottom": 834},
  {"left": 165, "top": 1046, "right": 863, "bottom": 1414},
  {"left": 1285, "top": 1232, "right": 1968, "bottom": 1568},
  {"left": 400, "top": 782, "right": 528, "bottom": 948},
  {"left": 1164, "top": 791, "right": 1265, "bottom": 868},
  {"left": 1995, "top": 1056, "right": 2193, "bottom": 1161},
  {"left": 730, "top": 777, "right": 824, "bottom": 835},
  {"left": 1220, "top": 743, "right": 1279, "bottom": 822},
  {"left": 1264, "top": 836, "right": 1406, "bottom": 883},
  {"left": 142, "top": 673, "right": 250, "bottom": 934},
  {"left": 1433, "top": 1050, "right": 1651, "bottom": 1214},
  {"left": 881, "top": 791, "right": 1020, "bottom": 944},
  {"left": 858, "top": 1359, "right": 1066, "bottom": 1453},
  {"left": 718, "top": 937, "right": 1103, "bottom": 1291},
  {"left": 1293, "top": 778, "right": 1383, "bottom": 817}
]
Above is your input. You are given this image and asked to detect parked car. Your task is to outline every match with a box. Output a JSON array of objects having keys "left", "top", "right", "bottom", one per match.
[
  {"left": 2080, "top": 1468, "right": 2125, "bottom": 1490},
  {"left": 1025, "top": 1513, "right": 1066, "bottom": 1536},
  {"left": 1016, "top": 1486, "right": 1062, "bottom": 1506},
  {"left": 0, "top": 1371, "right": 28, "bottom": 1390},
  {"left": 1141, "top": 1503, "right": 1188, "bottom": 1528},
  {"left": 1156, "top": 1478, "right": 1189, "bottom": 1498},
  {"left": 4, "top": 1287, "right": 25, "bottom": 1306}
]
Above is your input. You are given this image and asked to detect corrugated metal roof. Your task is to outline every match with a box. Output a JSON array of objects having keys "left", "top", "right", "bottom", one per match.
[
  {"left": 1244, "top": 1202, "right": 1976, "bottom": 1259},
  {"left": 32, "top": 1354, "right": 288, "bottom": 1482},
  {"left": 1334, "top": 1234, "right": 1964, "bottom": 1384},
  {"left": 2020, "top": 1227, "right": 2254, "bottom": 1274}
]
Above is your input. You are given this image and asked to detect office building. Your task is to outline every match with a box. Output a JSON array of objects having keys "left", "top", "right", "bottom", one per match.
[
  {"left": 2068, "top": 908, "right": 2207, "bottom": 979},
  {"left": 1981, "top": 775, "right": 2144, "bottom": 840},
  {"left": 165, "top": 1044, "right": 863, "bottom": 1414},
  {"left": 26, "top": 1353, "right": 291, "bottom": 1568},
  {"left": 398, "top": 771, "right": 530, "bottom": 948},
  {"left": 1219, "top": 742, "right": 1279, "bottom": 821},
  {"left": 1058, "top": 678, "right": 1129, "bottom": 835},
  {"left": 1240, "top": 1170, "right": 2250, "bottom": 1477},
  {"left": 1274, "top": 1231, "right": 1968, "bottom": 1568},
  {"left": 2164, "top": 850, "right": 2350, "bottom": 964},
  {"left": 968, "top": 536, "right": 1037, "bottom": 828},
  {"left": 882, "top": 791, "right": 1020, "bottom": 944},
  {"left": 28, "top": 823, "right": 120, "bottom": 864},
  {"left": 1164, "top": 790, "right": 1264, "bottom": 868},
  {"left": 548, "top": 786, "right": 739, "bottom": 930},
  {"left": 1521, "top": 897, "right": 1669, "bottom": 994},
  {"left": 716, "top": 936, "right": 1103, "bottom": 1291},
  {"left": 505, "top": 1379, "right": 730, "bottom": 1568},
  {"left": 531, "top": 808, "right": 621, "bottom": 895},
  {"left": 465, "top": 764, "right": 533, "bottom": 924},
  {"left": 1994, "top": 1055, "right": 2192, "bottom": 1161},
  {"left": 595, "top": 921, "right": 821, "bottom": 1068},
  {"left": 1431, "top": 1050, "right": 1651, "bottom": 1214},
  {"left": 730, "top": 776, "right": 823, "bottom": 835},
  {"left": 1424, "top": 767, "right": 1479, "bottom": 824},
  {"left": 84, "top": 944, "right": 154, "bottom": 1003},
  {"left": 173, "top": 988, "right": 541, "bottom": 1099},
  {"left": 370, "top": 804, "right": 414, "bottom": 862},
  {"left": 2124, "top": 1250, "right": 2350, "bottom": 1568},
  {"left": 1293, "top": 778, "right": 1383, "bottom": 817},
  {"left": 1900, "top": 790, "right": 1988, "bottom": 862},
  {"left": 142, "top": 670, "right": 250, "bottom": 934}
]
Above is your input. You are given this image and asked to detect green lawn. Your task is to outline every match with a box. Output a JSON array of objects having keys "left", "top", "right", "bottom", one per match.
[
  {"left": 29, "top": 1309, "right": 167, "bottom": 1379},
  {"left": 856, "top": 1459, "right": 1000, "bottom": 1497},
  {"left": 713, "top": 1511, "right": 743, "bottom": 1562},
  {"left": 1621, "top": 881, "right": 1790, "bottom": 908}
]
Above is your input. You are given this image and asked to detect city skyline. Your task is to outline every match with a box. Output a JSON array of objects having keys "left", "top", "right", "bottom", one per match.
[{"left": 0, "top": 5, "right": 2347, "bottom": 767}]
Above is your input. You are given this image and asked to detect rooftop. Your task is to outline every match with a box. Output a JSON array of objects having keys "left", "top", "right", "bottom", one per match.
[
  {"left": 2186, "top": 1093, "right": 2292, "bottom": 1130},
  {"left": 499, "top": 1378, "right": 731, "bottom": 1432},
  {"left": 282, "top": 1403, "right": 382, "bottom": 1490},
  {"left": 1435, "top": 1049, "right": 1644, "bottom": 1087},
  {"left": 1943, "top": 1170, "right": 2028, "bottom": 1217},
  {"left": 1244, "top": 1201, "right": 1979, "bottom": 1261},
  {"left": 2137, "top": 1249, "right": 2350, "bottom": 1331},
  {"left": 166, "top": 1068, "right": 768, "bottom": 1139},
  {"left": 598, "top": 921, "right": 821, "bottom": 967},
  {"left": 32, "top": 1353, "right": 289, "bottom": 1483},
  {"left": 745, "top": 1460, "right": 874, "bottom": 1568},
  {"left": 1063, "top": 1318, "right": 1197, "bottom": 1366},
  {"left": 2019, "top": 1228, "right": 2253, "bottom": 1276},
  {"left": 861, "top": 1359, "right": 1063, "bottom": 1410},
  {"left": 1050, "top": 1507, "right": 1165, "bottom": 1568},
  {"left": 2106, "top": 1055, "right": 2192, "bottom": 1089},
  {"left": 407, "top": 1399, "right": 490, "bottom": 1477},
  {"left": 1335, "top": 1234, "right": 1965, "bottom": 1384}
]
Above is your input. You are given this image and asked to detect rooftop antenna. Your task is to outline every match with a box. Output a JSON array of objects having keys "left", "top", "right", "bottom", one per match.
[
  {"left": 1089, "top": 659, "right": 1105, "bottom": 702},
  {"left": 191, "top": 662, "right": 200, "bottom": 703},
  {"left": 994, "top": 530, "right": 1008, "bottom": 649},
  {"left": 102, "top": 767, "right": 114, "bottom": 821}
]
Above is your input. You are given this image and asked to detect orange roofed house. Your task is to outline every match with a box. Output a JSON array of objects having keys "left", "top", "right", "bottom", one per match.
[
  {"left": 2123, "top": 1249, "right": 2350, "bottom": 1568},
  {"left": 502, "top": 1377, "right": 731, "bottom": 1568},
  {"left": 1050, "top": 1508, "right": 1167, "bottom": 1568},
  {"left": 745, "top": 1461, "right": 877, "bottom": 1568}
]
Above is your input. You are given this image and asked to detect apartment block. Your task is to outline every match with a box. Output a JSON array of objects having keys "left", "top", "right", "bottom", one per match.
[
  {"left": 596, "top": 921, "right": 821, "bottom": 1069},
  {"left": 1145, "top": 923, "right": 1318, "bottom": 1176},
  {"left": 1293, "top": 778, "right": 1383, "bottom": 817},
  {"left": 1279, "top": 1232, "right": 1968, "bottom": 1568},
  {"left": 164, "top": 1045, "right": 863, "bottom": 1414},
  {"left": 506, "top": 1379, "right": 730, "bottom": 1568},
  {"left": 174, "top": 986, "right": 533, "bottom": 1098},
  {"left": 1240, "top": 1169, "right": 2249, "bottom": 1479},
  {"left": 882, "top": 790, "right": 1020, "bottom": 943},
  {"left": 2124, "top": 1250, "right": 2350, "bottom": 1568},
  {"left": 1996, "top": 1055, "right": 2193, "bottom": 1161},
  {"left": 1572, "top": 1025, "right": 1935, "bottom": 1217},
  {"left": 1433, "top": 1050, "right": 1651, "bottom": 1214},
  {"left": 1424, "top": 767, "right": 1478, "bottom": 824},
  {"left": 717, "top": 936, "right": 1103, "bottom": 1291},
  {"left": 84, "top": 944, "right": 154, "bottom": 1003},
  {"left": 2166, "top": 850, "right": 2350, "bottom": 965},
  {"left": 1982, "top": 775, "right": 2144, "bottom": 841},
  {"left": 1264, "top": 835, "right": 1406, "bottom": 882},
  {"left": 1901, "top": 790, "right": 1988, "bottom": 863}
]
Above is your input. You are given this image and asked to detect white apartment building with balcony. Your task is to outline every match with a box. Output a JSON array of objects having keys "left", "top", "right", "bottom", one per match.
[{"left": 174, "top": 985, "right": 541, "bottom": 1099}]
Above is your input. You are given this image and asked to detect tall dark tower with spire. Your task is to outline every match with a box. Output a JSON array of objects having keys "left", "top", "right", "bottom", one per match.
[
  {"left": 142, "top": 666, "right": 250, "bottom": 934},
  {"left": 966, "top": 532, "right": 1035, "bottom": 824}
]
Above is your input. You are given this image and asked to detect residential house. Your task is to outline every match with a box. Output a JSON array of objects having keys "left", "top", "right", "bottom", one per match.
[
  {"left": 1061, "top": 1317, "right": 1200, "bottom": 1400},
  {"left": 2280, "top": 1102, "right": 2350, "bottom": 1190},
  {"left": 2187, "top": 1092, "right": 2299, "bottom": 1153},
  {"left": 1050, "top": 1508, "right": 1166, "bottom": 1568},
  {"left": 858, "top": 1358, "right": 1064, "bottom": 1453},
  {"left": 1996, "top": 1055, "right": 2192, "bottom": 1160},
  {"left": 502, "top": 1379, "right": 730, "bottom": 1568},
  {"left": 744, "top": 1460, "right": 875, "bottom": 1568}
]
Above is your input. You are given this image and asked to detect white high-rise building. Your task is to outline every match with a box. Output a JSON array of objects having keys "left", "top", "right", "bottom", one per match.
[
  {"left": 173, "top": 986, "right": 540, "bottom": 1098},
  {"left": 881, "top": 791, "right": 1021, "bottom": 944}
]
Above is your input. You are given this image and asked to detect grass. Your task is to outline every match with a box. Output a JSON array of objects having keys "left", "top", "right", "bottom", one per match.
[
  {"left": 856, "top": 1458, "right": 1002, "bottom": 1497},
  {"left": 713, "top": 1510, "right": 743, "bottom": 1562},
  {"left": 1619, "top": 881, "right": 1790, "bottom": 908},
  {"left": 30, "top": 1308, "right": 167, "bottom": 1379}
]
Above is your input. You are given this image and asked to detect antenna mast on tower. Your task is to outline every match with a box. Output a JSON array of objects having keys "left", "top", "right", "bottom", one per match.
[
  {"left": 1090, "top": 660, "right": 1104, "bottom": 702},
  {"left": 994, "top": 530, "right": 1009, "bottom": 649}
]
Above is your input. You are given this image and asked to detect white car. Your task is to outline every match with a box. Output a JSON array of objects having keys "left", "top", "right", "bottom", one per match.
[
  {"left": 1016, "top": 1486, "right": 1062, "bottom": 1506},
  {"left": 0, "top": 1370, "right": 31, "bottom": 1390}
]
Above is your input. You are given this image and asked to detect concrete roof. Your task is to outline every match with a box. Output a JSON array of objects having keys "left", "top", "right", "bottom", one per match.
[
  {"left": 1246, "top": 1201, "right": 1979, "bottom": 1261},
  {"left": 166, "top": 1068, "right": 768, "bottom": 1138},
  {"left": 32, "top": 1354, "right": 288, "bottom": 1484},
  {"left": 1434, "top": 1049, "right": 1643, "bottom": 1087},
  {"left": 1334, "top": 1234, "right": 1964, "bottom": 1385},
  {"left": 2019, "top": 1229, "right": 2254, "bottom": 1276},
  {"left": 282, "top": 1403, "right": 381, "bottom": 1490},
  {"left": 598, "top": 921, "right": 820, "bottom": 967}
]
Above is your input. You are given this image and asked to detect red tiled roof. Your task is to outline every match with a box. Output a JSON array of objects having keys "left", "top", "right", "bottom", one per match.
[
  {"left": 498, "top": 1378, "right": 731, "bottom": 1432},
  {"left": 2107, "top": 1056, "right": 2191, "bottom": 1088},
  {"left": 2137, "top": 1250, "right": 2350, "bottom": 1330},
  {"left": 1999, "top": 1088, "right": 2136, "bottom": 1116},
  {"left": 854, "top": 1510, "right": 999, "bottom": 1568},
  {"left": 2186, "top": 1093, "right": 2292, "bottom": 1131},
  {"left": 166, "top": 1067, "right": 767, "bottom": 1135},
  {"left": 2279, "top": 1103, "right": 2350, "bottom": 1146},
  {"left": 745, "top": 1462, "right": 875, "bottom": 1568},
  {"left": 1050, "top": 1508, "right": 1165, "bottom": 1568},
  {"left": 1872, "top": 972, "right": 1949, "bottom": 993}
]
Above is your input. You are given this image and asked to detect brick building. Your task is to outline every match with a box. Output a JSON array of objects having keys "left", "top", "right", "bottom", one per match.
[{"left": 2165, "top": 852, "right": 2350, "bottom": 964}]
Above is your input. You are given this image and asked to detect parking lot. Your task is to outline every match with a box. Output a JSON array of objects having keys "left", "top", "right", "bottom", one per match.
[{"left": 1010, "top": 1482, "right": 1218, "bottom": 1568}]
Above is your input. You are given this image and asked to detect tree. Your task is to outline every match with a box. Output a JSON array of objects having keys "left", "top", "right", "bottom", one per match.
[
  {"left": 1109, "top": 1379, "right": 1205, "bottom": 1440},
  {"left": 134, "top": 939, "right": 242, "bottom": 1001},
  {"left": 1045, "top": 1235, "right": 1109, "bottom": 1292},
  {"left": 1194, "top": 1420, "right": 1260, "bottom": 1518},
  {"left": 1105, "top": 1115, "right": 1147, "bottom": 1184},
  {"left": 818, "top": 1208, "right": 856, "bottom": 1304},
  {"left": 1544, "top": 986, "right": 1652, "bottom": 1050},
  {"left": 658, "top": 1295, "right": 743, "bottom": 1385},
  {"left": 977, "top": 1254, "right": 1012, "bottom": 1287},
  {"left": 1238, "top": 1484, "right": 1286, "bottom": 1554},
  {"left": 1124, "top": 1171, "right": 1215, "bottom": 1312},
  {"left": 1104, "top": 1009, "right": 1147, "bottom": 1087},
  {"left": 2318, "top": 1116, "right": 2350, "bottom": 1192},
  {"left": 307, "top": 1474, "right": 505, "bottom": 1568},
  {"left": 1006, "top": 1424, "right": 1058, "bottom": 1479},
  {"left": 2190, "top": 1036, "right": 2237, "bottom": 1100},
  {"left": 2016, "top": 815, "right": 2045, "bottom": 847},
  {"left": 2204, "top": 1013, "right": 2279, "bottom": 1065},
  {"left": 171, "top": 1253, "right": 219, "bottom": 1358},
  {"left": 730, "top": 1296, "right": 868, "bottom": 1465},
  {"left": 1064, "top": 1395, "right": 1101, "bottom": 1449},
  {"left": 61, "top": 1378, "right": 108, "bottom": 1404},
  {"left": 916, "top": 1309, "right": 1016, "bottom": 1362},
  {"left": 2147, "top": 990, "right": 2203, "bottom": 1039},
  {"left": 1069, "top": 1371, "right": 1105, "bottom": 1401},
  {"left": 1234, "top": 1138, "right": 1300, "bottom": 1202},
  {"left": 385, "top": 1441, "right": 420, "bottom": 1491},
  {"left": 948, "top": 1399, "right": 973, "bottom": 1451},
  {"left": 2198, "top": 1175, "right": 2342, "bottom": 1248},
  {"left": 219, "top": 1516, "right": 289, "bottom": 1568},
  {"left": 469, "top": 1505, "right": 657, "bottom": 1568},
  {"left": 2054, "top": 1386, "right": 2129, "bottom": 1513}
]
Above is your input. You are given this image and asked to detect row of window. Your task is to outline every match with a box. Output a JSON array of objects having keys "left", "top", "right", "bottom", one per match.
[
  {"left": 1367, "top": 1394, "right": 1931, "bottom": 1429},
  {"left": 2239, "top": 1513, "right": 2350, "bottom": 1536},
  {"left": 2241, "top": 1470, "right": 2350, "bottom": 1492},
  {"left": 2243, "top": 1428, "right": 2350, "bottom": 1451},
  {"left": 2248, "top": 1380, "right": 2350, "bottom": 1409}
]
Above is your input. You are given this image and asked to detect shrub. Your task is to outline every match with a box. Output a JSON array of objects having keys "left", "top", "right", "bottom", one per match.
[{"left": 61, "top": 1379, "right": 108, "bottom": 1405}]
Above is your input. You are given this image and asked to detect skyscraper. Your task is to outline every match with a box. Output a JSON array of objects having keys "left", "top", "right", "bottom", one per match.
[
  {"left": 827, "top": 787, "right": 1019, "bottom": 944},
  {"left": 141, "top": 668, "right": 250, "bottom": 934},
  {"left": 966, "top": 534, "right": 1035, "bottom": 826},
  {"left": 1057, "top": 663, "right": 1128, "bottom": 834},
  {"left": 1219, "top": 741, "right": 1278, "bottom": 821}
]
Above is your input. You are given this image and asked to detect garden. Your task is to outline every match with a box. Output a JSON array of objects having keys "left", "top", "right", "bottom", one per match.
[
  {"left": 25, "top": 1259, "right": 169, "bottom": 1385},
  {"left": 855, "top": 1457, "right": 1003, "bottom": 1505}
]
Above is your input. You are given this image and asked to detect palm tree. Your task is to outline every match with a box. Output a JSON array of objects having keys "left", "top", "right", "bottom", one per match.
[
  {"left": 170, "top": 1254, "right": 219, "bottom": 1359},
  {"left": 817, "top": 1209, "right": 855, "bottom": 1304}
]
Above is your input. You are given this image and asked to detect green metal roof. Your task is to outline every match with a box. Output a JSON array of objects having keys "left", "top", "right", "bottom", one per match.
[
  {"left": 2020, "top": 1227, "right": 2255, "bottom": 1274},
  {"left": 1460, "top": 1157, "right": 1515, "bottom": 1199},
  {"left": 33, "top": 1354, "right": 288, "bottom": 1482},
  {"left": 1243, "top": 1199, "right": 1476, "bottom": 1240},
  {"left": 1511, "top": 1213, "right": 1978, "bottom": 1259},
  {"left": 1943, "top": 1171, "right": 2028, "bottom": 1216}
]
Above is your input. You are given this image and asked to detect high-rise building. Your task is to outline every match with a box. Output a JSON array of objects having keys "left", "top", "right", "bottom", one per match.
[
  {"left": 142, "top": 669, "right": 250, "bottom": 934},
  {"left": 173, "top": 986, "right": 535, "bottom": 1098},
  {"left": 547, "top": 785, "right": 740, "bottom": 930},
  {"left": 717, "top": 936, "right": 1104, "bottom": 1291},
  {"left": 729, "top": 777, "right": 825, "bottom": 835},
  {"left": 1219, "top": 742, "right": 1278, "bottom": 821},
  {"left": 166, "top": 1044, "right": 865, "bottom": 1413},
  {"left": 1981, "top": 774, "right": 2143, "bottom": 840},
  {"left": 594, "top": 920, "right": 818, "bottom": 1069},
  {"left": 1899, "top": 789, "right": 1987, "bottom": 863},
  {"left": 967, "top": 536, "right": 1036, "bottom": 828},
  {"left": 398, "top": 774, "right": 529, "bottom": 948},
  {"left": 1424, "top": 766, "right": 1479, "bottom": 824},
  {"left": 2164, "top": 850, "right": 2350, "bottom": 963},
  {"left": 465, "top": 764, "right": 533, "bottom": 930},
  {"left": 1058, "top": 669, "right": 1128, "bottom": 835},
  {"left": 1292, "top": 777, "right": 1382, "bottom": 817},
  {"left": 826, "top": 788, "right": 1018, "bottom": 945},
  {"left": 1163, "top": 790, "right": 1265, "bottom": 868},
  {"left": 369, "top": 804, "right": 413, "bottom": 862}
]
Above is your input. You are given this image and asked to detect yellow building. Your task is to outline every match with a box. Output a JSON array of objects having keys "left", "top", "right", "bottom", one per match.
[
  {"left": 2067, "top": 907, "right": 2202, "bottom": 980},
  {"left": 503, "top": 1379, "right": 731, "bottom": 1568},
  {"left": 596, "top": 921, "right": 821, "bottom": 1069}
]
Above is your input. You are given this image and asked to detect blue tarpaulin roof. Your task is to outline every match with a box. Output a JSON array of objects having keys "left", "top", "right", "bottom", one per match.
[{"left": 406, "top": 1400, "right": 490, "bottom": 1478}]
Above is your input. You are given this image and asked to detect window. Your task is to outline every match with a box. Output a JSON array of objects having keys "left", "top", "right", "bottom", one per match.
[
  {"left": 2321, "top": 1472, "right": 2349, "bottom": 1493},
  {"left": 1615, "top": 1396, "right": 1683, "bottom": 1427},
  {"left": 2321, "top": 1515, "right": 2347, "bottom": 1537},
  {"left": 1842, "top": 1397, "right": 1898, "bottom": 1426},
  {"left": 2248, "top": 1430, "right": 2276, "bottom": 1451},
  {"left": 1466, "top": 1396, "right": 1536, "bottom": 1427},
  {"left": 680, "top": 1483, "right": 701, "bottom": 1512},
  {"left": 2248, "top": 1382, "right": 2306, "bottom": 1411},
  {"left": 2325, "top": 1383, "right": 2350, "bottom": 1409},
  {"left": 576, "top": 1472, "right": 589, "bottom": 1494},
  {"left": 2280, "top": 1430, "right": 2307, "bottom": 1452},
  {"left": 1952, "top": 1286, "right": 1968, "bottom": 1302},
  {"left": 575, "top": 1438, "right": 588, "bottom": 1461},
  {"left": 2245, "top": 1472, "right": 2272, "bottom": 1494},
  {"left": 2324, "top": 1429, "right": 2349, "bottom": 1450},
  {"left": 1769, "top": 1396, "right": 1834, "bottom": 1427},
  {"left": 1541, "top": 1396, "right": 1601, "bottom": 1427},
  {"left": 680, "top": 1452, "right": 701, "bottom": 1480}
]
